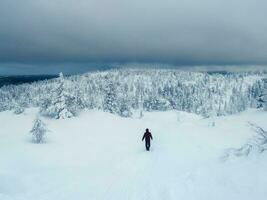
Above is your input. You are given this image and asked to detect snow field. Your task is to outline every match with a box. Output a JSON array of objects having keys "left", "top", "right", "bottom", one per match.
[{"left": 0, "top": 108, "right": 267, "bottom": 200}]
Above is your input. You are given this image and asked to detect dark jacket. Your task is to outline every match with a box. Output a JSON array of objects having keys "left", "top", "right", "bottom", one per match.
[{"left": 142, "top": 131, "right": 153, "bottom": 142}]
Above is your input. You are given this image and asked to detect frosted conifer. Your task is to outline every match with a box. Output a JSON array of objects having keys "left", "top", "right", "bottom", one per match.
[
  {"left": 42, "top": 72, "right": 74, "bottom": 119},
  {"left": 30, "top": 117, "right": 47, "bottom": 143}
]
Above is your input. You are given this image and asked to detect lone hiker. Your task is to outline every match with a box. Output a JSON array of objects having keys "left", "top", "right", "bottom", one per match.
[{"left": 142, "top": 128, "right": 153, "bottom": 151}]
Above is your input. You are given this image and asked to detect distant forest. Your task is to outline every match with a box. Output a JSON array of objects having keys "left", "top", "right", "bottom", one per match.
[
  {"left": 0, "top": 69, "right": 266, "bottom": 118},
  {"left": 0, "top": 75, "right": 57, "bottom": 88}
]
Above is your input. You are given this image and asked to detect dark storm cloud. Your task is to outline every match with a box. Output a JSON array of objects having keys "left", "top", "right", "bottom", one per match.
[{"left": 0, "top": 0, "right": 267, "bottom": 73}]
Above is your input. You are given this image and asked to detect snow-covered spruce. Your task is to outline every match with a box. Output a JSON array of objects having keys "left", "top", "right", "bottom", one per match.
[
  {"left": 40, "top": 72, "right": 74, "bottom": 119},
  {"left": 13, "top": 102, "right": 25, "bottom": 114},
  {"left": 30, "top": 117, "right": 48, "bottom": 143},
  {"left": 0, "top": 69, "right": 266, "bottom": 118},
  {"left": 256, "top": 78, "right": 267, "bottom": 110}
]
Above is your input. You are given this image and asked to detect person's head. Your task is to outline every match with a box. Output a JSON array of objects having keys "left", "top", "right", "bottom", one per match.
[{"left": 146, "top": 128, "right": 149, "bottom": 132}]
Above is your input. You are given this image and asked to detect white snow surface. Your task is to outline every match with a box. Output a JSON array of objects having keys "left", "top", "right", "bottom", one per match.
[{"left": 1, "top": 108, "right": 267, "bottom": 200}]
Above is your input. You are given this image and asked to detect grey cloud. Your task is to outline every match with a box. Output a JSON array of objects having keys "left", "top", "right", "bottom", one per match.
[{"left": 0, "top": 0, "right": 267, "bottom": 71}]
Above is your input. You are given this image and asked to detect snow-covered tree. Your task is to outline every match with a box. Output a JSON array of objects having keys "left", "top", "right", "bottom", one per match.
[
  {"left": 118, "top": 98, "right": 132, "bottom": 117},
  {"left": 30, "top": 117, "right": 48, "bottom": 143},
  {"left": 257, "top": 79, "right": 267, "bottom": 111},
  {"left": 13, "top": 104, "right": 24, "bottom": 114},
  {"left": 136, "top": 80, "right": 145, "bottom": 118},
  {"left": 11, "top": 100, "right": 25, "bottom": 114},
  {"left": 40, "top": 72, "right": 74, "bottom": 119},
  {"left": 103, "top": 78, "right": 118, "bottom": 114}
]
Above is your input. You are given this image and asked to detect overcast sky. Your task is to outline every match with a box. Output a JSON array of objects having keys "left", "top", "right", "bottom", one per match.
[{"left": 0, "top": 0, "right": 267, "bottom": 74}]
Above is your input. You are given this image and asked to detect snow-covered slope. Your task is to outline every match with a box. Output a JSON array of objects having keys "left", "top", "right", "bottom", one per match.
[{"left": 1, "top": 109, "right": 267, "bottom": 200}]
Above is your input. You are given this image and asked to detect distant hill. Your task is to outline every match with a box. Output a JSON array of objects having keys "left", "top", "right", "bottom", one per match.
[{"left": 0, "top": 75, "right": 57, "bottom": 88}]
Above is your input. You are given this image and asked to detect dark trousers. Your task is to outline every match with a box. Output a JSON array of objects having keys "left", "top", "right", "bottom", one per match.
[{"left": 145, "top": 140, "right": 151, "bottom": 151}]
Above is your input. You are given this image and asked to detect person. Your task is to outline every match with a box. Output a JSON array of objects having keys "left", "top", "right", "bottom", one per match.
[{"left": 142, "top": 128, "right": 153, "bottom": 151}]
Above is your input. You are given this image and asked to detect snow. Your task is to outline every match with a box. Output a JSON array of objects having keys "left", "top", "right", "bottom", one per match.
[{"left": 1, "top": 108, "right": 267, "bottom": 200}]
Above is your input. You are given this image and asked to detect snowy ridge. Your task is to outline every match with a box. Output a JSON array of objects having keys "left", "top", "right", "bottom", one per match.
[{"left": 0, "top": 69, "right": 266, "bottom": 117}]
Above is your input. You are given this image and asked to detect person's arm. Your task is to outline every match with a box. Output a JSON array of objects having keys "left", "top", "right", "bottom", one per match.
[
  {"left": 142, "top": 133, "right": 145, "bottom": 141},
  {"left": 150, "top": 133, "right": 153, "bottom": 140}
]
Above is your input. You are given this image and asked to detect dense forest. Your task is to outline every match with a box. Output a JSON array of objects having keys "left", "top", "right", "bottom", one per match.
[{"left": 0, "top": 69, "right": 266, "bottom": 118}]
